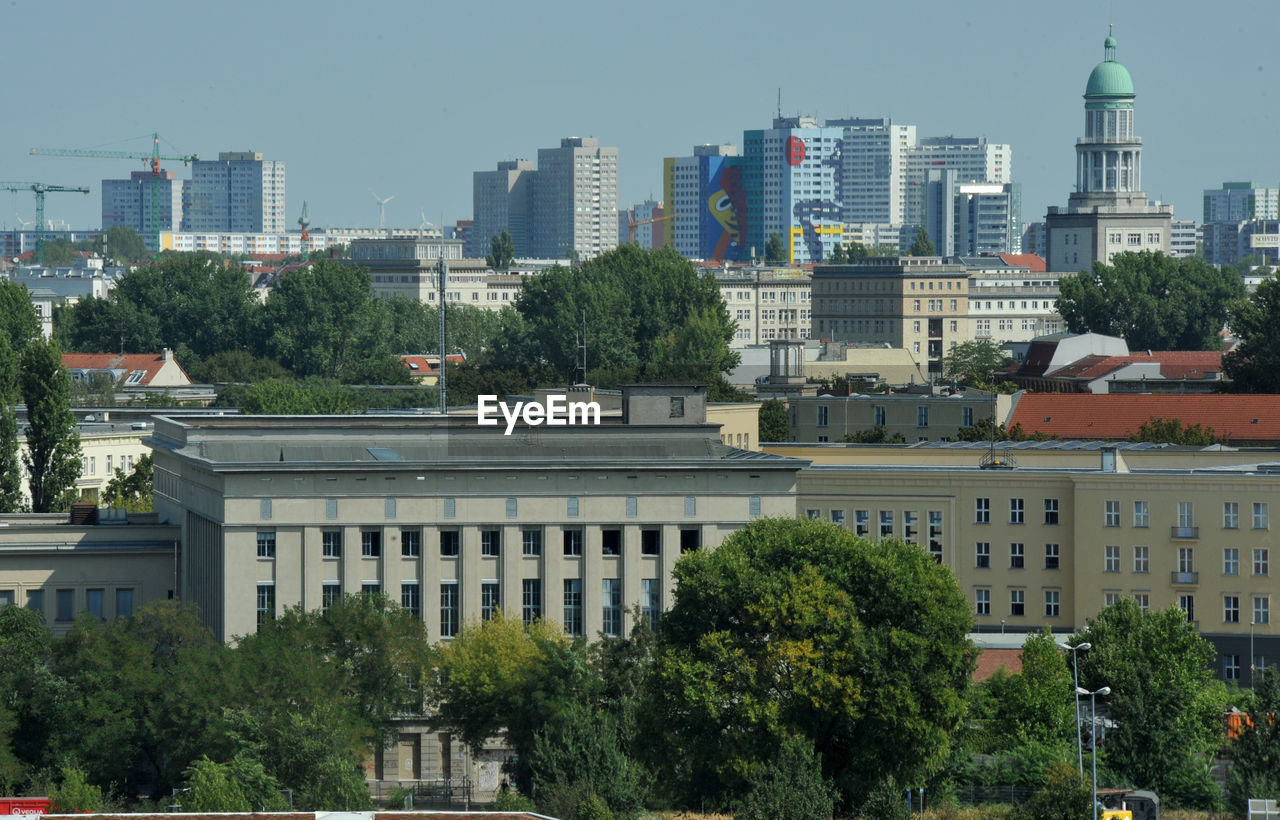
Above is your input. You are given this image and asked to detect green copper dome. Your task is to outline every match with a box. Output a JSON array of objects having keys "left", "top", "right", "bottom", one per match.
[{"left": 1085, "top": 31, "right": 1134, "bottom": 98}]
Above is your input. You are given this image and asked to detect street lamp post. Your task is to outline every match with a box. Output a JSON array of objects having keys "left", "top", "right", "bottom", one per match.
[
  {"left": 1076, "top": 685, "right": 1111, "bottom": 820},
  {"left": 1066, "top": 642, "right": 1093, "bottom": 778}
]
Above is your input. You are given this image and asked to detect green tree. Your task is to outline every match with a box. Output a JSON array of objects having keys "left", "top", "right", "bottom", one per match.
[
  {"left": 847, "top": 240, "right": 870, "bottom": 261},
  {"left": 758, "top": 398, "right": 789, "bottom": 443},
  {"left": 181, "top": 757, "right": 251, "bottom": 812},
  {"left": 1127, "top": 417, "right": 1224, "bottom": 445},
  {"left": 20, "top": 337, "right": 81, "bottom": 512},
  {"left": 843, "top": 426, "right": 906, "bottom": 443},
  {"left": 649, "top": 517, "right": 975, "bottom": 810},
  {"left": 828, "top": 243, "right": 849, "bottom": 264},
  {"left": 430, "top": 611, "right": 600, "bottom": 791},
  {"left": 979, "top": 632, "right": 1074, "bottom": 753},
  {"left": 1009, "top": 760, "right": 1092, "bottom": 820},
  {"left": 1072, "top": 599, "right": 1227, "bottom": 808},
  {"left": 187, "top": 350, "right": 290, "bottom": 383},
  {"left": 908, "top": 225, "right": 935, "bottom": 256},
  {"left": 736, "top": 734, "right": 837, "bottom": 820},
  {"left": 1057, "top": 251, "right": 1243, "bottom": 350},
  {"left": 764, "top": 232, "right": 786, "bottom": 263},
  {"left": 1224, "top": 275, "right": 1280, "bottom": 392},
  {"left": 1226, "top": 667, "right": 1280, "bottom": 816},
  {"left": 104, "top": 226, "right": 147, "bottom": 264},
  {"left": 0, "top": 280, "right": 41, "bottom": 353},
  {"left": 0, "top": 335, "right": 23, "bottom": 512},
  {"left": 102, "top": 452, "right": 153, "bottom": 511},
  {"left": 943, "top": 340, "right": 1012, "bottom": 386},
  {"left": 47, "top": 766, "right": 104, "bottom": 813},
  {"left": 260, "top": 259, "right": 403, "bottom": 382},
  {"left": 529, "top": 701, "right": 646, "bottom": 820},
  {"left": 41, "top": 238, "right": 77, "bottom": 268},
  {"left": 0, "top": 702, "right": 23, "bottom": 793},
  {"left": 237, "top": 378, "right": 359, "bottom": 414},
  {"left": 486, "top": 230, "right": 516, "bottom": 270}
]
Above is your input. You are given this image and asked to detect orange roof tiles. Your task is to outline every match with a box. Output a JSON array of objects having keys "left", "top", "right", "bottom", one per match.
[
  {"left": 973, "top": 648, "right": 1024, "bottom": 681},
  {"left": 998, "top": 253, "right": 1047, "bottom": 272},
  {"left": 62, "top": 351, "right": 189, "bottom": 387},
  {"left": 1009, "top": 394, "right": 1280, "bottom": 442}
]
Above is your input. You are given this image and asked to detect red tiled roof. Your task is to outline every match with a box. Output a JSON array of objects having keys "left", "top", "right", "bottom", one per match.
[
  {"left": 1009, "top": 394, "right": 1280, "bottom": 442},
  {"left": 1046, "top": 350, "right": 1224, "bottom": 381},
  {"left": 62, "top": 351, "right": 189, "bottom": 387},
  {"left": 974, "top": 648, "right": 1024, "bottom": 681},
  {"left": 400, "top": 354, "right": 466, "bottom": 375},
  {"left": 998, "top": 253, "right": 1047, "bottom": 272}
]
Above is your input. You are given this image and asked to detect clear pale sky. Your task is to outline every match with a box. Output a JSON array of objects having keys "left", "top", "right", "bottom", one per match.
[{"left": 2, "top": 0, "right": 1277, "bottom": 235}]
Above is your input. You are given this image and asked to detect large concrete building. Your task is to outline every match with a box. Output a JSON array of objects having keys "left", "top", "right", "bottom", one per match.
[
  {"left": 1204, "top": 182, "right": 1279, "bottom": 223},
  {"left": 470, "top": 160, "right": 536, "bottom": 258},
  {"left": 663, "top": 144, "right": 746, "bottom": 262},
  {"left": 183, "top": 151, "right": 286, "bottom": 234},
  {"left": 743, "top": 117, "right": 845, "bottom": 264},
  {"left": 1044, "top": 30, "right": 1172, "bottom": 272},
  {"left": 531, "top": 137, "right": 619, "bottom": 260},
  {"left": 101, "top": 170, "right": 183, "bottom": 244},
  {"left": 832, "top": 117, "right": 916, "bottom": 227}
]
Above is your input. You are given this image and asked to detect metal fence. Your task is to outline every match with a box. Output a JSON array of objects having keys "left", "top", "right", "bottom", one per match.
[{"left": 368, "top": 778, "right": 474, "bottom": 810}]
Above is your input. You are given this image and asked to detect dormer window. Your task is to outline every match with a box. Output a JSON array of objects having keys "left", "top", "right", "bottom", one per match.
[{"left": 125, "top": 370, "right": 147, "bottom": 385}]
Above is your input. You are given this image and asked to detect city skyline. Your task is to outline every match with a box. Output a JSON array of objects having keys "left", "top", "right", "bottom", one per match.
[{"left": 2, "top": 0, "right": 1278, "bottom": 239}]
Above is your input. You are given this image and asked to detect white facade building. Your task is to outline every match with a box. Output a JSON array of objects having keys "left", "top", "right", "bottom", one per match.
[
  {"left": 184, "top": 151, "right": 286, "bottom": 234},
  {"left": 531, "top": 138, "right": 619, "bottom": 260},
  {"left": 830, "top": 118, "right": 916, "bottom": 226}
]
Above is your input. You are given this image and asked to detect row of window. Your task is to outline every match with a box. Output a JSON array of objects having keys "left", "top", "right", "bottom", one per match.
[
  {"left": 974, "top": 588, "right": 1061, "bottom": 618},
  {"left": 811, "top": 405, "right": 972, "bottom": 429},
  {"left": 0, "top": 586, "right": 135, "bottom": 621},
  {"left": 257, "top": 578, "right": 661, "bottom": 638},
  {"left": 259, "top": 526, "right": 702, "bottom": 559},
  {"left": 262, "top": 495, "right": 723, "bottom": 522},
  {"left": 809, "top": 508, "right": 944, "bottom": 561},
  {"left": 972, "top": 498, "right": 1271, "bottom": 530},
  {"left": 972, "top": 542, "right": 1272, "bottom": 577},
  {"left": 1221, "top": 655, "right": 1271, "bottom": 682}
]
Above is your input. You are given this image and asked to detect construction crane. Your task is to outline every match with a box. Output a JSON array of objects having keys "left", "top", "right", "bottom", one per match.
[
  {"left": 30, "top": 132, "right": 198, "bottom": 254},
  {"left": 626, "top": 208, "right": 678, "bottom": 245},
  {"left": 297, "top": 200, "right": 310, "bottom": 254},
  {"left": 0, "top": 182, "right": 90, "bottom": 264}
]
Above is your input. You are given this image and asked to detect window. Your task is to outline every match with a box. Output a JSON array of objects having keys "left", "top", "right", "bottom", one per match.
[
  {"left": 1225, "top": 654, "right": 1241, "bottom": 681},
  {"left": 903, "top": 511, "right": 918, "bottom": 543},
  {"left": 256, "top": 531, "right": 276, "bottom": 558},
  {"left": 401, "top": 581, "right": 420, "bottom": 618},
  {"left": 1045, "top": 543, "right": 1060, "bottom": 570},
  {"left": 481, "top": 582, "right": 500, "bottom": 621},
  {"left": 326, "top": 498, "right": 338, "bottom": 520},
  {"left": 641, "top": 529, "right": 661, "bottom": 556},
  {"left": 1009, "top": 498, "right": 1024, "bottom": 524},
  {"left": 361, "top": 530, "right": 381, "bottom": 557},
  {"left": 976, "top": 498, "right": 990, "bottom": 524},
  {"left": 976, "top": 542, "right": 990, "bottom": 568},
  {"left": 385, "top": 498, "right": 397, "bottom": 520},
  {"left": 1010, "top": 589, "right": 1025, "bottom": 616},
  {"left": 1225, "top": 502, "right": 1240, "bottom": 529},
  {"left": 322, "top": 530, "right": 342, "bottom": 558},
  {"left": 322, "top": 582, "right": 340, "bottom": 612},
  {"left": 563, "top": 528, "right": 583, "bottom": 557},
  {"left": 1104, "top": 500, "right": 1120, "bottom": 527},
  {"left": 684, "top": 496, "right": 696, "bottom": 518},
  {"left": 874, "top": 406, "right": 886, "bottom": 426},
  {"left": 260, "top": 498, "right": 271, "bottom": 520},
  {"left": 481, "top": 529, "right": 501, "bottom": 557},
  {"left": 856, "top": 510, "right": 870, "bottom": 536},
  {"left": 806, "top": 509, "right": 820, "bottom": 520},
  {"left": 567, "top": 496, "right": 580, "bottom": 518},
  {"left": 443, "top": 497, "right": 456, "bottom": 519},
  {"left": 86, "top": 589, "right": 103, "bottom": 619},
  {"left": 563, "top": 579, "right": 583, "bottom": 636},
  {"left": 817, "top": 406, "right": 829, "bottom": 427},
  {"left": 1134, "top": 593, "right": 1149, "bottom": 612},
  {"left": 1133, "top": 500, "right": 1149, "bottom": 528},
  {"left": 1178, "top": 501, "right": 1195, "bottom": 528},
  {"left": 522, "top": 528, "right": 542, "bottom": 556},
  {"left": 749, "top": 496, "right": 761, "bottom": 518},
  {"left": 962, "top": 407, "right": 973, "bottom": 427},
  {"left": 602, "top": 578, "right": 622, "bottom": 636},
  {"left": 1256, "top": 548, "right": 1270, "bottom": 576},
  {"left": 440, "top": 582, "right": 459, "bottom": 637},
  {"left": 879, "top": 510, "right": 893, "bottom": 539},
  {"left": 1255, "top": 596, "right": 1270, "bottom": 626},
  {"left": 1044, "top": 499, "right": 1059, "bottom": 525},
  {"left": 362, "top": 582, "right": 382, "bottom": 596},
  {"left": 1224, "top": 548, "right": 1239, "bottom": 576},
  {"left": 1179, "top": 593, "right": 1195, "bottom": 622},
  {"left": 976, "top": 588, "right": 990, "bottom": 616},
  {"left": 1010, "top": 543, "right": 1025, "bottom": 569},
  {"left": 602, "top": 528, "right": 621, "bottom": 556},
  {"left": 641, "top": 578, "right": 660, "bottom": 631},
  {"left": 1255, "top": 503, "right": 1270, "bottom": 530},
  {"left": 928, "top": 511, "right": 943, "bottom": 562},
  {"left": 1045, "top": 590, "right": 1060, "bottom": 618},
  {"left": 917, "top": 406, "right": 929, "bottom": 428},
  {"left": 1133, "top": 545, "right": 1149, "bottom": 573},
  {"left": 1105, "top": 592, "right": 1121, "bottom": 607},
  {"left": 439, "top": 530, "right": 459, "bottom": 557},
  {"left": 1179, "top": 547, "right": 1195, "bottom": 574},
  {"left": 626, "top": 496, "right": 638, "bottom": 518},
  {"left": 831, "top": 509, "right": 846, "bottom": 527},
  {"left": 256, "top": 583, "right": 275, "bottom": 627},
  {"left": 112, "top": 587, "right": 132, "bottom": 618},
  {"left": 1104, "top": 545, "right": 1120, "bottom": 573},
  {"left": 521, "top": 579, "right": 541, "bottom": 624},
  {"left": 1225, "top": 595, "right": 1241, "bottom": 623},
  {"left": 54, "top": 589, "right": 73, "bottom": 621}
]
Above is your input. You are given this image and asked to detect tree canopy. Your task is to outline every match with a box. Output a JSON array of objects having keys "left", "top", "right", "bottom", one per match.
[
  {"left": 943, "top": 339, "right": 1012, "bottom": 386},
  {"left": 1224, "top": 275, "right": 1280, "bottom": 392},
  {"left": 648, "top": 517, "right": 975, "bottom": 810},
  {"left": 758, "top": 398, "right": 788, "bottom": 443},
  {"left": 19, "top": 337, "right": 81, "bottom": 512},
  {"left": 908, "top": 225, "right": 935, "bottom": 256},
  {"left": 764, "top": 232, "right": 786, "bottom": 263},
  {"left": 486, "top": 231, "right": 516, "bottom": 270},
  {"left": 1057, "top": 251, "right": 1243, "bottom": 350}
]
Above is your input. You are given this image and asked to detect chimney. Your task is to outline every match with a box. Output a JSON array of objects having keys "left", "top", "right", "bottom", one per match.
[{"left": 161, "top": 347, "right": 171, "bottom": 361}]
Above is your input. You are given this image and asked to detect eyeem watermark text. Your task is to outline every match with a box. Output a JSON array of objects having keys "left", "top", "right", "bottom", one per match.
[{"left": 477, "top": 394, "right": 602, "bottom": 435}]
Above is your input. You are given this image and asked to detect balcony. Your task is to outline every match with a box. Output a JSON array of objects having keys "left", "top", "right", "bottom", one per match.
[
  {"left": 1171, "top": 571, "right": 1199, "bottom": 585},
  {"left": 1170, "top": 526, "right": 1199, "bottom": 540}
]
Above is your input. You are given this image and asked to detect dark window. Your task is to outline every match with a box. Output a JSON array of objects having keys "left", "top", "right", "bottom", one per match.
[
  {"left": 602, "top": 528, "right": 621, "bottom": 557},
  {"left": 680, "top": 528, "right": 700, "bottom": 553},
  {"left": 563, "top": 528, "right": 583, "bottom": 557},
  {"left": 401, "top": 582, "right": 421, "bottom": 618},
  {"left": 401, "top": 530, "right": 421, "bottom": 557},
  {"left": 641, "top": 529, "right": 661, "bottom": 556},
  {"left": 322, "top": 530, "right": 342, "bottom": 558},
  {"left": 481, "top": 529, "right": 501, "bottom": 557},
  {"left": 522, "top": 528, "right": 542, "bottom": 556},
  {"left": 522, "top": 579, "right": 541, "bottom": 624},
  {"left": 361, "top": 530, "right": 381, "bottom": 557},
  {"left": 256, "top": 531, "right": 276, "bottom": 558},
  {"left": 439, "top": 530, "right": 459, "bottom": 557}
]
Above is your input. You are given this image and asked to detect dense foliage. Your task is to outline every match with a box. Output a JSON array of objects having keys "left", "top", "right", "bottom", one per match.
[
  {"left": 1224, "top": 274, "right": 1280, "bottom": 392},
  {"left": 1057, "top": 251, "right": 1243, "bottom": 350}
]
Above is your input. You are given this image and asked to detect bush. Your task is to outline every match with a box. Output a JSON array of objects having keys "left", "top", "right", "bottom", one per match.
[
  {"left": 737, "top": 735, "right": 836, "bottom": 820},
  {"left": 48, "top": 766, "right": 104, "bottom": 813},
  {"left": 493, "top": 786, "right": 537, "bottom": 811},
  {"left": 858, "top": 776, "right": 909, "bottom": 820}
]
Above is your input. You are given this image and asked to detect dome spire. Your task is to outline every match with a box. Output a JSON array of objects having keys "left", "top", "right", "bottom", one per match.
[{"left": 1104, "top": 24, "right": 1117, "bottom": 61}]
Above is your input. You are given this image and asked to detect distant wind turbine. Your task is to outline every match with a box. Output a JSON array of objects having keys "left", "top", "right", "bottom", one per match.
[
  {"left": 13, "top": 212, "right": 34, "bottom": 230},
  {"left": 371, "top": 191, "right": 396, "bottom": 230}
]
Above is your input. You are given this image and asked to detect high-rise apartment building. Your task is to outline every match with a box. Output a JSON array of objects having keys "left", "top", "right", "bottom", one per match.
[
  {"left": 530, "top": 137, "right": 619, "bottom": 260},
  {"left": 830, "top": 118, "right": 916, "bottom": 226},
  {"left": 1045, "top": 31, "right": 1171, "bottom": 271},
  {"left": 662, "top": 144, "right": 747, "bottom": 261},
  {"left": 743, "top": 117, "right": 844, "bottom": 264},
  {"left": 183, "top": 151, "right": 286, "bottom": 234},
  {"left": 905, "top": 137, "right": 1011, "bottom": 227},
  {"left": 470, "top": 160, "right": 535, "bottom": 258},
  {"left": 101, "top": 170, "right": 183, "bottom": 248},
  {"left": 1203, "top": 182, "right": 1279, "bottom": 223}
]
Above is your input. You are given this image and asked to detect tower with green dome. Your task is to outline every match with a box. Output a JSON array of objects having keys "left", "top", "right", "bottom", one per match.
[{"left": 1045, "top": 27, "right": 1172, "bottom": 272}]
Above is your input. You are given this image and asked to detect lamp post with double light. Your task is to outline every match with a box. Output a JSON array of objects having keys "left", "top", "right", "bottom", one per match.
[
  {"left": 1066, "top": 642, "right": 1092, "bottom": 777},
  {"left": 1076, "top": 685, "right": 1111, "bottom": 820}
]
